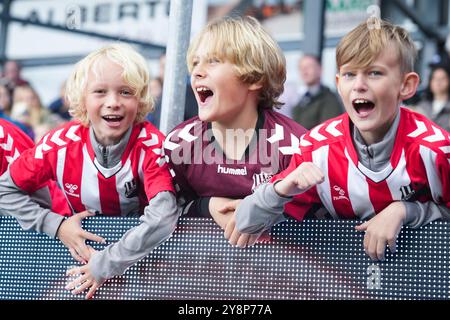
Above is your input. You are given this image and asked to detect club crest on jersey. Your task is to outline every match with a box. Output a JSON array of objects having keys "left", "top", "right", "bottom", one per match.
[
  {"left": 332, "top": 185, "right": 349, "bottom": 201},
  {"left": 400, "top": 184, "right": 416, "bottom": 201},
  {"left": 64, "top": 183, "right": 79, "bottom": 198},
  {"left": 251, "top": 171, "right": 273, "bottom": 192},
  {"left": 124, "top": 179, "right": 138, "bottom": 198}
]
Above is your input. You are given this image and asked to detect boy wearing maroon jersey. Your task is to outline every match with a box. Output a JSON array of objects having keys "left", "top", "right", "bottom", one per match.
[
  {"left": 236, "top": 18, "right": 450, "bottom": 261},
  {"left": 164, "top": 16, "right": 306, "bottom": 247},
  {"left": 0, "top": 44, "right": 178, "bottom": 298}
]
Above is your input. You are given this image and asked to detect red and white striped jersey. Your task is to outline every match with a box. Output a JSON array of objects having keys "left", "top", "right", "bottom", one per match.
[
  {"left": 273, "top": 107, "right": 450, "bottom": 221},
  {"left": 1, "top": 119, "right": 71, "bottom": 216},
  {"left": 9, "top": 120, "right": 174, "bottom": 216},
  {"left": 0, "top": 119, "right": 29, "bottom": 175}
]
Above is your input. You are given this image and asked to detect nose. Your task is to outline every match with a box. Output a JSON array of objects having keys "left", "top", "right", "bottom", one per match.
[
  {"left": 105, "top": 92, "right": 120, "bottom": 108},
  {"left": 352, "top": 74, "right": 368, "bottom": 92},
  {"left": 192, "top": 61, "right": 206, "bottom": 80}
]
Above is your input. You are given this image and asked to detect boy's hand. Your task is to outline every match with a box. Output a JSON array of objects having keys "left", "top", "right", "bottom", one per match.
[
  {"left": 57, "top": 210, "right": 106, "bottom": 264},
  {"left": 355, "top": 202, "right": 406, "bottom": 261},
  {"left": 213, "top": 198, "right": 264, "bottom": 247},
  {"left": 209, "top": 197, "right": 240, "bottom": 229},
  {"left": 65, "top": 248, "right": 104, "bottom": 299},
  {"left": 223, "top": 212, "right": 260, "bottom": 248},
  {"left": 274, "top": 162, "right": 324, "bottom": 197}
]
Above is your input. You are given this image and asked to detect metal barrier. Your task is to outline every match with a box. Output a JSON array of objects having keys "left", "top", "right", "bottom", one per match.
[{"left": 0, "top": 216, "right": 449, "bottom": 300}]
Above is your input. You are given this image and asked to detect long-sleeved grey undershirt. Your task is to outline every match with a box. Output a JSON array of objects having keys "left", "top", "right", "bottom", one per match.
[
  {"left": 236, "top": 110, "right": 450, "bottom": 234},
  {"left": 0, "top": 125, "right": 180, "bottom": 283},
  {"left": 0, "top": 171, "right": 65, "bottom": 238},
  {"left": 90, "top": 191, "right": 179, "bottom": 283},
  {"left": 0, "top": 126, "right": 135, "bottom": 237}
]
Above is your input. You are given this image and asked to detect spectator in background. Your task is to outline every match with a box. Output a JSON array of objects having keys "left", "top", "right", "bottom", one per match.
[
  {"left": 292, "top": 54, "right": 343, "bottom": 129},
  {"left": 11, "top": 84, "right": 63, "bottom": 142},
  {"left": 0, "top": 83, "right": 12, "bottom": 115},
  {"left": 48, "top": 81, "right": 72, "bottom": 121},
  {"left": 414, "top": 65, "right": 450, "bottom": 132},
  {"left": 146, "top": 53, "right": 198, "bottom": 129},
  {"left": 0, "top": 83, "right": 34, "bottom": 138},
  {"left": 0, "top": 60, "right": 29, "bottom": 91}
]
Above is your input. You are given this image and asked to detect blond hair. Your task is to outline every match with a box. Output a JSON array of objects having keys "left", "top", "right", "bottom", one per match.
[
  {"left": 66, "top": 43, "right": 153, "bottom": 126},
  {"left": 336, "top": 18, "right": 417, "bottom": 74},
  {"left": 187, "top": 16, "right": 286, "bottom": 109}
]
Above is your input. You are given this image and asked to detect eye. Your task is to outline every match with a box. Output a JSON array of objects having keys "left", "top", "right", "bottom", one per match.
[
  {"left": 369, "top": 70, "right": 383, "bottom": 77},
  {"left": 120, "top": 88, "right": 134, "bottom": 96},
  {"left": 93, "top": 89, "right": 106, "bottom": 94},
  {"left": 342, "top": 72, "right": 355, "bottom": 79},
  {"left": 208, "top": 57, "right": 220, "bottom": 64}
]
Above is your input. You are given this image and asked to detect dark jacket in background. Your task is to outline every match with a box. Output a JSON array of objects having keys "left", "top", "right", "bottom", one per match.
[{"left": 292, "top": 85, "right": 343, "bottom": 130}]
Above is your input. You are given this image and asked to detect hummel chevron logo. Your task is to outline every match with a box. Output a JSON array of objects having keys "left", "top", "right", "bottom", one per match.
[
  {"left": 138, "top": 128, "right": 147, "bottom": 139},
  {"left": 5, "top": 148, "right": 20, "bottom": 164},
  {"left": 50, "top": 128, "right": 66, "bottom": 146},
  {"left": 143, "top": 133, "right": 159, "bottom": 147},
  {"left": 35, "top": 125, "right": 81, "bottom": 159},
  {"left": 0, "top": 132, "right": 20, "bottom": 164},
  {"left": 268, "top": 124, "right": 284, "bottom": 144},
  {"left": 300, "top": 134, "right": 312, "bottom": 147},
  {"left": 407, "top": 120, "right": 427, "bottom": 138},
  {"left": 163, "top": 130, "right": 180, "bottom": 151},
  {"left": 309, "top": 124, "right": 327, "bottom": 141},
  {"left": 66, "top": 125, "right": 81, "bottom": 141},
  {"left": 178, "top": 123, "right": 197, "bottom": 143},
  {"left": 0, "top": 133, "right": 13, "bottom": 151},
  {"left": 279, "top": 134, "right": 300, "bottom": 155},
  {"left": 325, "top": 120, "right": 343, "bottom": 137},
  {"left": 424, "top": 125, "right": 445, "bottom": 143}
]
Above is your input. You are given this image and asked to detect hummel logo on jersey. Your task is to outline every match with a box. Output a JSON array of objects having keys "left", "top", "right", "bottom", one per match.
[
  {"left": 65, "top": 183, "right": 79, "bottom": 198},
  {"left": 400, "top": 184, "right": 416, "bottom": 201},
  {"left": 217, "top": 164, "right": 247, "bottom": 176},
  {"left": 124, "top": 179, "right": 138, "bottom": 198},
  {"left": 332, "top": 185, "right": 349, "bottom": 201}
]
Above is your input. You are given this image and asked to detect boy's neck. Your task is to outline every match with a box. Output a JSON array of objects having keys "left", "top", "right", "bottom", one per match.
[
  {"left": 211, "top": 103, "right": 260, "bottom": 161},
  {"left": 358, "top": 110, "right": 399, "bottom": 145},
  {"left": 89, "top": 126, "right": 132, "bottom": 168},
  {"left": 352, "top": 110, "right": 400, "bottom": 171}
]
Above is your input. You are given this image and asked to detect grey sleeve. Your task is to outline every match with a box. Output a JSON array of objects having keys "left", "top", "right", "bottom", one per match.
[
  {"left": 235, "top": 183, "right": 290, "bottom": 234},
  {"left": 404, "top": 201, "right": 450, "bottom": 228},
  {"left": 89, "top": 191, "right": 180, "bottom": 283},
  {"left": 0, "top": 170, "right": 65, "bottom": 238}
]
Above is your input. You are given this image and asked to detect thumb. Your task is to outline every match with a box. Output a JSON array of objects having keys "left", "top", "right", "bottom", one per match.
[
  {"left": 76, "top": 210, "right": 96, "bottom": 220},
  {"left": 218, "top": 205, "right": 234, "bottom": 213},
  {"left": 218, "top": 200, "right": 239, "bottom": 213},
  {"left": 355, "top": 221, "right": 369, "bottom": 231}
]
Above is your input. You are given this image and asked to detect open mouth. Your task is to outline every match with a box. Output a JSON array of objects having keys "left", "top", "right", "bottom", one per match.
[
  {"left": 352, "top": 99, "right": 375, "bottom": 115},
  {"left": 196, "top": 86, "right": 214, "bottom": 103},
  {"left": 102, "top": 115, "right": 124, "bottom": 123}
]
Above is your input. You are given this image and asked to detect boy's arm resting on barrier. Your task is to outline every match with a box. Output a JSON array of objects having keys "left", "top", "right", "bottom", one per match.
[
  {"left": 235, "top": 182, "right": 291, "bottom": 235},
  {"left": 403, "top": 201, "right": 450, "bottom": 228},
  {"left": 87, "top": 191, "right": 179, "bottom": 285},
  {"left": 236, "top": 162, "right": 325, "bottom": 234},
  {"left": 0, "top": 170, "right": 65, "bottom": 238},
  {"left": 0, "top": 170, "right": 103, "bottom": 264},
  {"left": 355, "top": 201, "right": 450, "bottom": 262}
]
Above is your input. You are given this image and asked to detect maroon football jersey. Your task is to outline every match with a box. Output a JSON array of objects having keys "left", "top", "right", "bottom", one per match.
[{"left": 164, "top": 109, "right": 307, "bottom": 214}]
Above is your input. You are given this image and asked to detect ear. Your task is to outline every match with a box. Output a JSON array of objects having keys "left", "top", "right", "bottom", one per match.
[
  {"left": 399, "top": 72, "right": 420, "bottom": 101},
  {"left": 335, "top": 73, "right": 342, "bottom": 96},
  {"left": 248, "top": 82, "right": 263, "bottom": 91}
]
